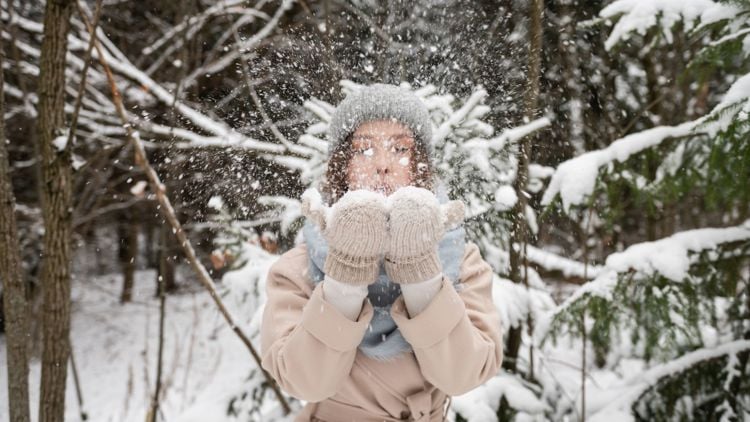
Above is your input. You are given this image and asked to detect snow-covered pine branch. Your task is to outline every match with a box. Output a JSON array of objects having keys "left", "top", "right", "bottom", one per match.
[
  {"left": 526, "top": 244, "right": 604, "bottom": 280},
  {"left": 543, "top": 0, "right": 750, "bottom": 213},
  {"left": 588, "top": 340, "right": 750, "bottom": 421},
  {"left": 598, "top": 0, "right": 739, "bottom": 50},
  {"left": 536, "top": 222, "right": 750, "bottom": 359},
  {"left": 540, "top": 122, "right": 697, "bottom": 211}
]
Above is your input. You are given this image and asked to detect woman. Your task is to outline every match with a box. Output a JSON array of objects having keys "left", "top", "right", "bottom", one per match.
[{"left": 260, "top": 83, "right": 503, "bottom": 421}]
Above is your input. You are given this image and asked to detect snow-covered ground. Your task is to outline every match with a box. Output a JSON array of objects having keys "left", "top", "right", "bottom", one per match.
[
  {"left": 2, "top": 224, "right": 747, "bottom": 421},
  {"left": 0, "top": 262, "right": 559, "bottom": 422},
  {"left": 0, "top": 263, "right": 302, "bottom": 422}
]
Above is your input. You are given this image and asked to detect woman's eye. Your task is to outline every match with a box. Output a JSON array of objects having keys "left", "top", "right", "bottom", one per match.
[
  {"left": 355, "top": 147, "right": 374, "bottom": 156},
  {"left": 394, "top": 146, "right": 409, "bottom": 153}
]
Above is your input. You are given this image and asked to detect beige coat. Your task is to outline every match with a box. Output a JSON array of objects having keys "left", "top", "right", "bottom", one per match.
[{"left": 260, "top": 241, "right": 503, "bottom": 421}]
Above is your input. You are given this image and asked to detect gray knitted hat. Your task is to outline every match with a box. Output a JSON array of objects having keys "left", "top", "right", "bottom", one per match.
[{"left": 327, "top": 83, "right": 433, "bottom": 159}]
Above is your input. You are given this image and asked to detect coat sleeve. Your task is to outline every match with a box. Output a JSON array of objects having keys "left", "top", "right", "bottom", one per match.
[
  {"left": 260, "top": 247, "right": 375, "bottom": 402},
  {"left": 390, "top": 241, "right": 503, "bottom": 396}
]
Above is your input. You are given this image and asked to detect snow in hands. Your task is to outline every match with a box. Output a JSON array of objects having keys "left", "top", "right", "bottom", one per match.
[{"left": 301, "top": 186, "right": 464, "bottom": 232}]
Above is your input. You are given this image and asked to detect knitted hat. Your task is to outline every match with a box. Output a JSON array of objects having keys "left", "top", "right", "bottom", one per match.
[{"left": 327, "top": 83, "right": 433, "bottom": 160}]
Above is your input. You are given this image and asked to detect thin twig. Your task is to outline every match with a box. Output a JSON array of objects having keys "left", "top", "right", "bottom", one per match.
[
  {"left": 147, "top": 272, "right": 166, "bottom": 422},
  {"left": 616, "top": 90, "right": 667, "bottom": 139},
  {"left": 69, "top": 343, "right": 88, "bottom": 420},
  {"left": 537, "top": 356, "right": 580, "bottom": 420},
  {"left": 581, "top": 309, "right": 587, "bottom": 422},
  {"left": 232, "top": 28, "right": 292, "bottom": 150},
  {"left": 65, "top": 0, "right": 103, "bottom": 155},
  {"left": 581, "top": 205, "right": 595, "bottom": 422}
]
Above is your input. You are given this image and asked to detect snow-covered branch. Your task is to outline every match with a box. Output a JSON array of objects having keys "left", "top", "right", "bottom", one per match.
[
  {"left": 527, "top": 244, "right": 604, "bottom": 280},
  {"left": 589, "top": 340, "right": 750, "bottom": 421},
  {"left": 536, "top": 222, "right": 750, "bottom": 342},
  {"left": 599, "top": 0, "right": 739, "bottom": 50},
  {"left": 540, "top": 122, "right": 696, "bottom": 211}
]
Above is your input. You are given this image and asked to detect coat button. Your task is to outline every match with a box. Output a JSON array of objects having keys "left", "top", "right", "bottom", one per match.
[{"left": 400, "top": 410, "right": 411, "bottom": 420}]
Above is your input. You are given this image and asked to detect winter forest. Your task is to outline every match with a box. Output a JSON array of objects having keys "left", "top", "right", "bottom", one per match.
[{"left": 0, "top": 0, "right": 749, "bottom": 421}]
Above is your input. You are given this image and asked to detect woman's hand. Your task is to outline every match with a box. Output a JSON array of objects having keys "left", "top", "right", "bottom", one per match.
[
  {"left": 385, "top": 186, "right": 465, "bottom": 284},
  {"left": 302, "top": 189, "right": 389, "bottom": 286}
]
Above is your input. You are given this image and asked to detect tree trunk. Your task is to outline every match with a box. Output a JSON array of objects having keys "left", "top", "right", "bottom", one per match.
[
  {"left": 559, "top": 0, "right": 585, "bottom": 155},
  {"left": 36, "top": 0, "right": 75, "bottom": 421},
  {"left": 504, "top": 0, "right": 544, "bottom": 374},
  {"left": 145, "top": 223, "right": 157, "bottom": 268},
  {"left": 0, "top": 16, "right": 31, "bottom": 422},
  {"left": 158, "top": 222, "right": 177, "bottom": 295},
  {"left": 119, "top": 210, "right": 138, "bottom": 303},
  {"left": 147, "top": 253, "right": 168, "bottom": 422}
]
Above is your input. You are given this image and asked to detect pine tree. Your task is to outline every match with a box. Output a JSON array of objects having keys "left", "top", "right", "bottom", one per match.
[{"left": 538, "top": 0, "right": 750, "bottom": 418}]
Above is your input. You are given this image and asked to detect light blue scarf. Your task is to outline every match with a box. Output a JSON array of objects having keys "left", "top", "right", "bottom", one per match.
[{"left": 302, "top": 183, "right": 466, "bottom": 361}]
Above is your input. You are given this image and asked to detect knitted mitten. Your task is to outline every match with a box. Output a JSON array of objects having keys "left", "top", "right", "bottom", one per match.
[
  {"left": 384, "top": 186, "right": 465, "bottom": 284},
  {"left": 301, "top": 189, "right": 389, "bottom": 286}
]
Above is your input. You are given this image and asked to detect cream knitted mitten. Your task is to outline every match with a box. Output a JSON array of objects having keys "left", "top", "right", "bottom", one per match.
[
  {"left": 301, "top": 189, "right": 389, "bottom": 285},
  {"left": 384, "top": 186, "right": 465, "bottom": 284}
]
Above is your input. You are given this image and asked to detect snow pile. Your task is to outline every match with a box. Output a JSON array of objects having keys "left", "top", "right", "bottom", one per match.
[
  {"left": 52, "top": 134, "right": 69, "bottom": 151},
  {"left": 494, "top": 185, "right": 517, "bottom": 211},
  {"left": 493, "top": 271, "right": 556, "bottom": 334},
  {"left": 451, "top": 372, "right": 548, "bottom": 421},
  {"left": 207, "top": 195, "right": 225, "bottom": 210}
]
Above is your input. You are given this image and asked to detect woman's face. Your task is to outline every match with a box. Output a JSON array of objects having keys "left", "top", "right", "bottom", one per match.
[{"left": 347, "top": 119, "right": 416, "bottom": 197}]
